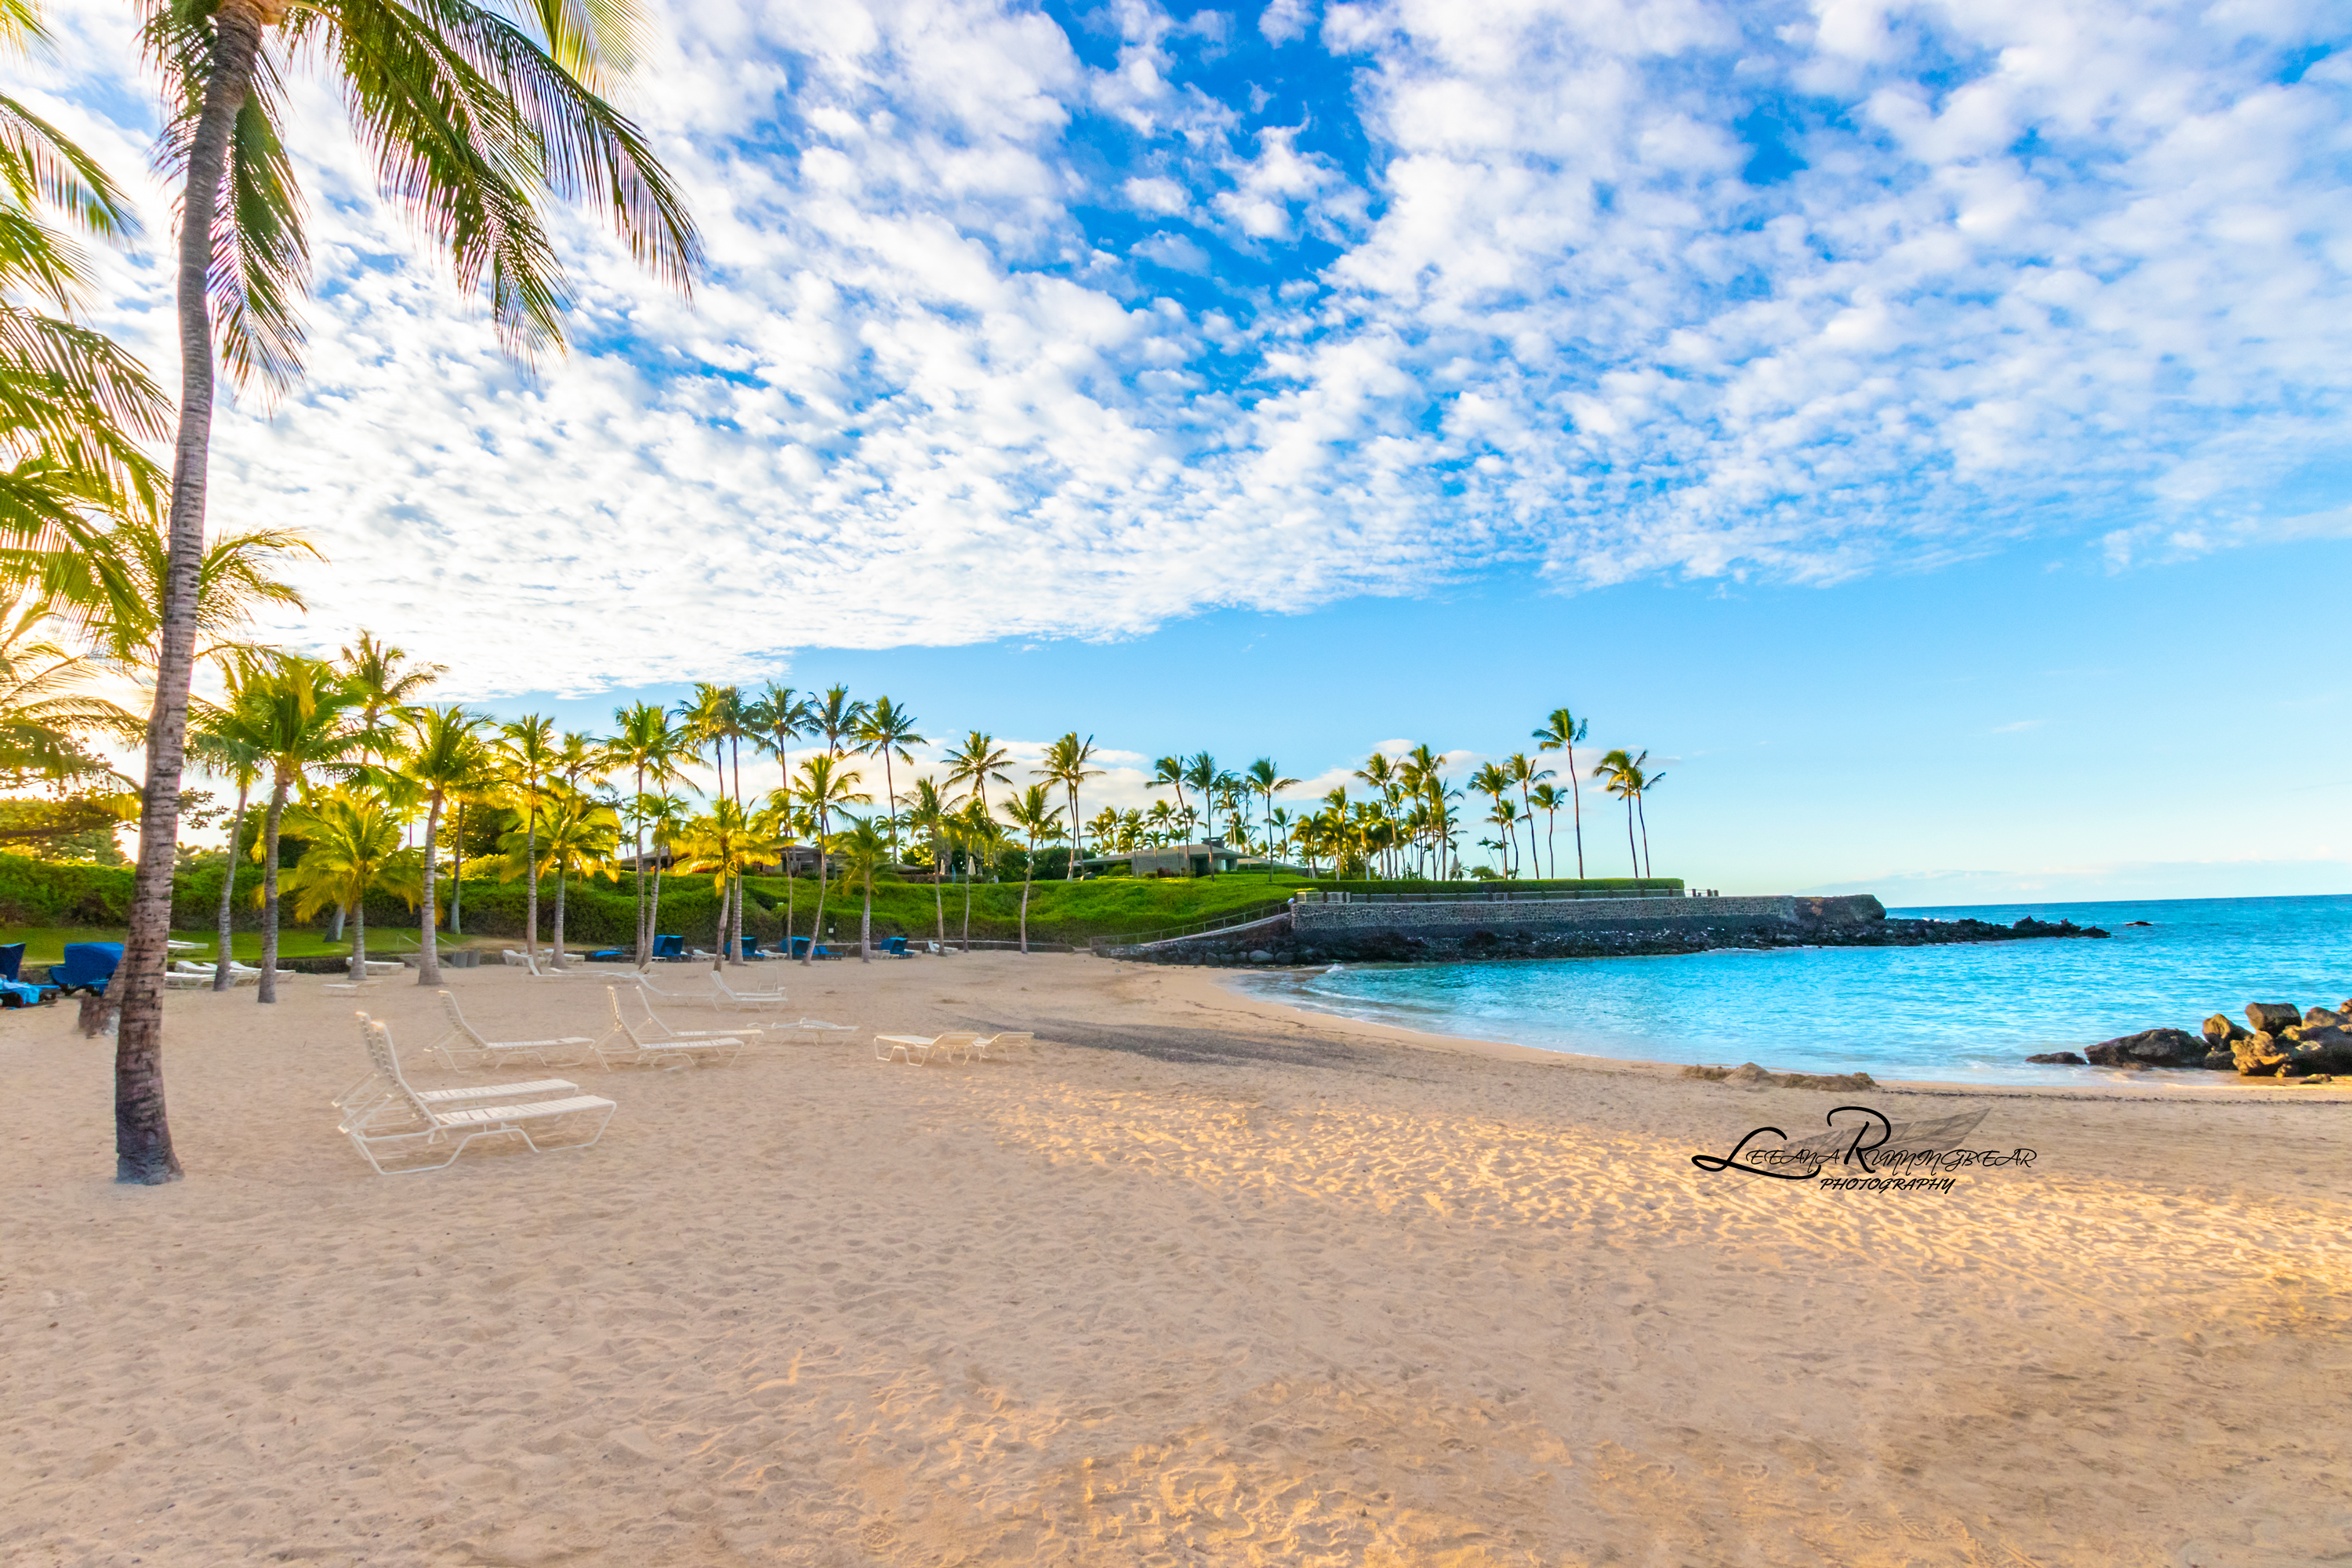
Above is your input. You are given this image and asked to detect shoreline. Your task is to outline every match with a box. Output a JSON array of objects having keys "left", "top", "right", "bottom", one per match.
[{"left": 1206, "top": 963, "right": 2352, "bottom": 1102}]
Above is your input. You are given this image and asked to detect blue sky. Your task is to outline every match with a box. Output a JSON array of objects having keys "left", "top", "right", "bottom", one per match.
[{"left": 21, "top": 0, "right": 2352, "bottom": 895}]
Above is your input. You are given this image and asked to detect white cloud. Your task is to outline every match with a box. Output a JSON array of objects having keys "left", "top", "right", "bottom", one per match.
[{"left": 31, "top": 0, "right": 2352, "bottom": 697}]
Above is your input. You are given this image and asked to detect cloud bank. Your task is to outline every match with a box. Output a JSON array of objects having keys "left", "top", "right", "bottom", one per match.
[{"left": 24, "top": 0, "right": 2352, "bottom": 694}]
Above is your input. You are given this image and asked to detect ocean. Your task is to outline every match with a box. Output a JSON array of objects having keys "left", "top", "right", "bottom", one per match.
[{"left": 1233, "top": 894, "right": 2352, "bottom": 1086}]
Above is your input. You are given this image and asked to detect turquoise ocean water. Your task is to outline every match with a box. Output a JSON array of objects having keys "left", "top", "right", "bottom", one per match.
[{"left": 1234, "top": 895, "right": 2352, "bottom": 1086}]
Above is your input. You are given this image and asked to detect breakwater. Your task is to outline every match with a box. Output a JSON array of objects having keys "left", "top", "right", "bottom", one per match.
[{"left": 1102, "top": 891, "right": 2107, "bottom": 965}]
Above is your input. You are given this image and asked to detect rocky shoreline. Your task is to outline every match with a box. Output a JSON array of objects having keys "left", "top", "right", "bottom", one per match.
[
  {"left": 2032, "top": 1000, "right": 2352, "bottom": 1080},
  {"left": 1127, "top": 911, "right": 2108, "bottom": 967}
]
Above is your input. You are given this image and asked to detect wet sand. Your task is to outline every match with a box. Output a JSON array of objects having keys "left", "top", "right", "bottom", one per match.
[{"left": 3, "top": 953, "right": 2347, "bottom": 1566}]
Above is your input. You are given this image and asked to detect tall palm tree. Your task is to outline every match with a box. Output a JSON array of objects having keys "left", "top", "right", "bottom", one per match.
[
  {"left": 113, "top": 0, "right": 698, "bottom": 1184},
  {"left": 1467, "top": 761, "right": 1513, "bottom": 877},
  {"left": 1534, "top": 708, "right": 1591, "bottom": 880},
  {"left": 809, "top": 684, "right": 868, "bottom": 759},
  {"left": 235, "top": 654, "right": 365, "bottom": 1000},
  {"left": 1000, "top": 783, "right": 1062, "bottom": 955},
  {"left": 793, "top": 751, "right": 868, "bottom": 966},
  {"left": 498, "top": 786, "right": 619, "bottom": 962},
  {"left": 1505, "top": 753, "right": 1554, "bottom": 880},
  {"left": 635, "top": 789, "right": 691, "bottom": 958},
  {"left": 1244, "top": 758, "right": 1298, "bottom": 866},
  {"left": 746, "top": 681, "right": 809, "bottom": 785},
  {"left": 185, "top": 681, "right": 266, "bottom": 990},
  {"left": 1149, "top": 754, "right": 1188, "bottom": 830},
  {"left": 676, "top": 683, "right": 746, "bottom": 959},
  {"left": 1181, "top": 753, "right": 1218, "bottom": 846},
  {"left": 827, "top": 814, "right": 891, "bottom": 963},
  {"left": 398, "top": 705, "right": 485, "bottom": 984},
  {"left": 942, "top": 731, "right": 1013, "bottom": 839},
  {"left": 673, "top": 797, "right": 757, "bottom": 965},
  {"left": 276, "top": 787, "right": 420, "bottom": 980},
  {"left": 608, "top": 699, "right": 683, "bottom": 960},
  {"left": 492, "top": 716, "right": 556, "bottom": 960},
  {"left": 1592, "top": 749, "right": 1657, "bottom": 878},
  {"left": 853, "top": 695, "right": 924, "bottom": 859},
  {"left": 336, "top": 631, "right": 445, "bottom": 768},
  {"left": 904, "top": 775, "right": 952, "bottom": 949},
  {"left": 750, "top": 788, "right": 809, "bottom": 953},
  {"left": 955, "top": 798, "right": 1000, "bottom": 949},
  {"left": 1037, "top": 731, "right": 1102, "bottom": 879},
  {"left": 1529, "top": 782, "right": 1567, "bottom": 881}
]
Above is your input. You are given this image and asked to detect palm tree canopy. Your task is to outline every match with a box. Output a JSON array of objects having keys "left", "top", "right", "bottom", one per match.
[
  {"left": 275, "top": 786, "right": 420, "bottom": 920},
  {"left": 942, "top": 730, "right": 1011, "bottom": 805},
  {"left": 854, "top": 695, "right": 924, "bottom": 761},
  {"left": 136, "top": 0, "right": 701, "bottom": 391}
]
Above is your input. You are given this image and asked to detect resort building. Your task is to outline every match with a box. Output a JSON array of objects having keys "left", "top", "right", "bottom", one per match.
[{"left": 1124, "top": 839, "right": 1245, "bottom": 878}]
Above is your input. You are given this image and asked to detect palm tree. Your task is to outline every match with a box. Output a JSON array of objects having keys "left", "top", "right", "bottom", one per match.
[
  {"left": 1036, "top": 731, "right": 1102, "bottom": 879},
  {"left": 1592, "top": 749, "right": 1658, "bottom": 878},
  {"left": 673, "top": 797, "right": 757, "bottom": 964},
  {"left": 635, "top": 789, "right": 691, "bottom": 958},
  {"left": 492, "top": 717, "right": 556, "bottom": 961},
  {"left": 905, "top": 776, "right": 952, "bottom": 949},
  {"left": 809, "top": 684, "right": 869, "bottom": 759},
  {"left": 1265, "top": 805, "right": 1296, "bottom": 862},
  {"left": 746, "top": 681, "right": 810, "bottom": 786},
  {"left": 276, "top": 788, "right": 420, "bottom": 980},
  {"left": 112, "top": 0, "right": 696, "bottom": 1184},
  {"left": 1244, "top": 758, "right": 1298, "bottom": 864},
  {"left": 1505, "top": 753, "right": 1554, "bottom": 880},
  {"left": 676, "top": 683, "right": 746, "bottom": 960},
  {"left": 1000, "top": 783, "right": 1063, "bottom": 954},
  {"left": 608, "top": 699, "right": 684, "bottom": 960},
  {"left": 497, "top": 786, "right": 619, "bottom": 961},
  {"left": 955, "top": 798, "right": 1001, "bottom": 949},
  {"left": 241, "top": 655, "right": 364, "bottom": 1002},
  {"left": 827, "top": 815, "right": 891, "bottom": 963},
  {"left": 853, "top": 696, "right": 924, "bottom": 859},
  {"left": 942, "top": 731, "right": 1013, "bottom": 838},
  {"left": 398, "top": 705, "right": 486, "bottom": 984},
  {"left": 1529, "top": 782, "right": 1568, "bottom": 880},
  {"left": 1534, "top": 708, "right": 1592, "bottom": 879},
  {"left": 1143, "top": 753, "right": 1184, "bottom": 822},
  {"left": 1181, "top": 753, "right": 1218, "bottom": 844},
  {"left": 185, "top": 682, "right": 266, "bottom": 990},
  {"left": 793, "top": 751, "right": 869, "bottom": 966},
  {"left": 336, "top": 632, "right": 445, "bottom": 768},
  {"left": 1467, "top": 761, "right": 1513, "bottom": 877}
]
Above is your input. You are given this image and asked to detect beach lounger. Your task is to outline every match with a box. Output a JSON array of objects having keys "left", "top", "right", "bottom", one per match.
[
  {"left": 649, "top": 934, "right": 685, "bottom": 961},
  {"left": 970, "top": 1031, "right": 1034, "bottom": 1061},
  {"left": 339, "top": 1014, "right": 614, "bottom": 1174},
  {"left": 46, "top": 942, "right": 122, "bottom": 996},
  {"left": 423, "top": 989, "right": 594, "bottom": 1070},
  {"left": 873, "top": 1032, "right": 982, "bottom": 1065},
  {"left": 707, "top": 974, "right": 789, "bottom": 1011},
  {"left": 780, "top": 1017, "right": 857, "bottom": 1041},
  {"left": 172, "top": 960, "right": 256, "bottom": 988},
  {"left": 612, "top": 985, "right": 762, "bottom": 1044},
  {"left": 593, "top": 988, "right": 746, "bottom": 1069}
]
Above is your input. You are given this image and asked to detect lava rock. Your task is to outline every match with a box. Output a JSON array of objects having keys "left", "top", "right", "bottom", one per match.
[
  {"left": 2304, "top": 1007, "right": 2347, "bottom": 1029},
  {"left": 2200, "top": 1049, "right": 2237, "bottom": 1071},
  {"left": 1247, "top": 950, "right": 1274, "bottom": 964},
  {"left": 2027, "top": 1051, "right": 2087, "bottom": 1065},
  {"left": 2246, "top": 1002, "right": 2303, "bottom": 1034},
  {"left": 2085, "top": 1028, "right": 2207, "bottom": 1067},
  {"left": 2234, "top": 1032, "right": 2292, "bottom": 1076},
  {"left": 2288, "top": 1025, "right": 2352, "bottom": 1073},
  {"left": 2202, "top": 1013, "right": 2252, "bottom": 1050}
]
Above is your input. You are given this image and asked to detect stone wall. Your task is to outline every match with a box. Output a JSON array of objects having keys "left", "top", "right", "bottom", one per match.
[{"left": 1291, "top": 894, "right": 1814, "bottom": 936}]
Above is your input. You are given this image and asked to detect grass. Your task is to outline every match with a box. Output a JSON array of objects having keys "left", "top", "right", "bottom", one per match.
[{"left": 0, "top": 924, "right": 437, "bottom": 967}]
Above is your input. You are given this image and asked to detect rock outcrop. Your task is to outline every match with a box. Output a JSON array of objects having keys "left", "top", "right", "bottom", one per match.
[
  {"left": 2246, "top": 1002, "right": 2303, "bottom": 1034},
  {"left": 2085, "top": 1029, "right": 2206, "bottom": 1068}
]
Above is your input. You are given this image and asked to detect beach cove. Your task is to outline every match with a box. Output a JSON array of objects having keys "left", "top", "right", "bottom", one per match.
[{"left": 5, "top": 957, "right": 2348, "bottom": 1566}]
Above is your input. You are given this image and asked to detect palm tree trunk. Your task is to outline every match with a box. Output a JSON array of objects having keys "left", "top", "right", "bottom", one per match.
[
  {"left": 553, "top": 855, "right": 568, "bottom": 964},
  {"left": 416, "top": 790, "right": 444, "bottom": 985},
  {"left": 523, "top": 804, "right": 539, "bottom": 960},
  {"left": 1637, "top": 792, "right": 1653, "bottom": 880},
  {"left": 860, "top": 874, "right": 872, "bottom": 963},
  {"left": 1018, "top": 862, "right": 1033, "bottom": 954},
  {"left": 349, "top": 889, "right": 367, "bottom": 982},
  {"left": 782, "top": 852, "right": 794, "bottom": 956},
  {"left": 931, "top": 828, "right": 946, "bottom": 949},
  {"left": 807, "top": 833, "right": 829, "bottom": 964},
  {"left": 258, "top": 776, "right": 288, "bottom": 1005},
  {"left": 115, "top": 0, "right": 269, "bottom": 1184},
  {"left": 960, "top": 858, "right": 973, "bottom": 952},
  {"left": 1569, "top": 743, "right": 1585, "bottom": 879},
  {"left": 212, "top": 779, "right": 249, "bottom": 992},
  {"left": 1066, "top": 784, "right": 1079, "bottom": 880},
  {"left": 730, "top": 741, "right": 745, "bottom": 964},
  {"left": 450, "top": 803, "right": 464, "bottom": 935},
  {"left": 1625, "top": 798, "right": 1639, "bottom": 877},
  {"left": 631, "top": 763, "right": 646, "bottom": 960},
  {"left": 647, "top": 855, "right": 665, "bottom": 963}
]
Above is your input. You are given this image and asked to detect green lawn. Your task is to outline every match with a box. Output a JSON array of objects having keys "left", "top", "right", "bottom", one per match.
[{"left": 0, "top": 925, "right": 437, "bottom": 967}]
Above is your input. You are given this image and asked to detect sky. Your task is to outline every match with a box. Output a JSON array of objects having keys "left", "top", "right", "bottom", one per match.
[{"left": 16, "top": 0, "right": 2352, "bottom": 898}]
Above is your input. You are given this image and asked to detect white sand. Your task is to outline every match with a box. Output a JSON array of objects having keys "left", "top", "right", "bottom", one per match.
[{"left": 3, "top": 955, "right": 2348, "bottom": 1566}]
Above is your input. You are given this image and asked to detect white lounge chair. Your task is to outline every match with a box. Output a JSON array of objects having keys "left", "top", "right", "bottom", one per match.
[
  {"left": 613, "top": 985, "right": 760, "bottom": 1044},
  {"left": 339, "top": 1014, "right": 615, "bottom": 1174},
  {"left": 779, "top": 1017, "right": 857, "bottom": 1042},
  {"left": 970, "top": 1031, "right": 1034, "bottom": 1062},
  {"left": 707, "top": 973, "right": 789, "bottom": 1011},
  {"left": 502, "top": 949, "right": 582, "bottom": 977},
  {"left": 423, "top": 989, "right": 594, "bottom": 1070},
  {"left": 873, "top": 1032, "right": 982, "bottom": 1065},
  {"left": 593, "top": 988, "right": 746, "bottom": 1069},
  {"left": 172, "top": 960, "right": 256, "bottom": 988}
]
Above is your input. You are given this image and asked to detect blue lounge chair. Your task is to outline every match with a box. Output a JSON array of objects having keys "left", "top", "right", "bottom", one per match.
[
  {"left": 741, "top": 938, "right": 764, "bottom": 959},
  {"left": 586, "top": 949, "right": 626, "bottom": 962},
  {"left": 0, "top": 942, "right": 22, "bottom": 981},
  {"left": 0, "top": 941, "right": 52, "bottom": 1007},
  {"left": 652, "top": 934, "right": 684, "bottom": 961},
  {"left": 48, "top": 942, "right": 122, "bottom": 997},
  {"left": 789, "top": 937, "right": 811, "bottom": 960},
  {"left": 880, "top": 936, "right": 909, "bottom": 958}
]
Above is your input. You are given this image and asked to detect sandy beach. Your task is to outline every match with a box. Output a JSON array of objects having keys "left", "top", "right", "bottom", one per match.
[{"left": 5, "top": 953, "right": 2349, "bottom": 1566}]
